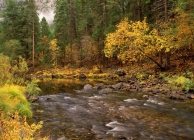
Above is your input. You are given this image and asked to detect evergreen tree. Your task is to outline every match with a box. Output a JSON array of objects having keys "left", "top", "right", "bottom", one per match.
[
  {"left": 40, "top": 17, "right": 51, "bottom": 38},
  {"left": 2, "top": 0, "right": 40, "bottom": 66}
]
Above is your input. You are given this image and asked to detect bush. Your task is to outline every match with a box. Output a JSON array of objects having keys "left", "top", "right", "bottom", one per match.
[
  {"left": 0, "top": 54, "right": 12, "bottom": 85},
  {"left": 165, "top": 75, "right": 194, "bottom": 92},
  {"left": 0, "top": 112, "right": 48, "bottom": 140},
  {"left": 26, "top": 80, "right": 42, "bottom": 96},
  {"left": 0, "top": 85, "right": 32, "bottom": 117}
]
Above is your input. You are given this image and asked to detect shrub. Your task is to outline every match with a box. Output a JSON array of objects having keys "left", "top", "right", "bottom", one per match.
[
  {"left": 26, "top": 80, "right": 42, "bottom": 96},
  {"left": 0, "top": 112, "right": 48, "bottom": 140},
  {"left": 166, "top": 75, "right": 194, "bottom": 92},
  {"left": 0, "top": 85, "right": 32, "bottom": 117}
]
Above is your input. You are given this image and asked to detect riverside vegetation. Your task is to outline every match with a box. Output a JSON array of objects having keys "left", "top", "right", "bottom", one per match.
[{"left": 0, "top": 54, "right": 47, "bottom": 140}]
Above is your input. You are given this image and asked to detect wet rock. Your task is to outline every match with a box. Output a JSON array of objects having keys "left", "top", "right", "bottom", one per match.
[
  {"left": 169, "top": 91, "right": 185, "bottom": 100},
  {"left": 29, "top": 96, "right": 39, "bottom": 103},
  {"left": 118, "top": 136, "right": 127, "bottom": 140},
  {"left": 151, "top": 89, "right": 158, "bottom": 94},
  {"left": 84, "top": 84, "right": 93, "bottom": 90},
  {"left": 112, "top": 82, "right": 123, "bottom": 89},
  {"left": 46, "top": 97, "right": 52, "bottom": 101},
  {"left": 79, "top": 73, "right": 87, "bottom": 79},
  {"left": 98, "top": 88, "right": 113, "bottom": 94},
  {"left": 143, "top": 95, "right": 149, "bottom": 98},
  {"left": 93, "top": 83, "right": 105, "bottom": 89},
  {"left": 186, "top": 93, "right": 194, "bottom": 99},
  {"left": 57, "top": 137, "right": 68, "bottom": 140},
  {"left": 25, "top": 93, "right": 39, "bottom": 102},
  {"left": 121, "top": 83, "right": 131, "bottom": 90}
]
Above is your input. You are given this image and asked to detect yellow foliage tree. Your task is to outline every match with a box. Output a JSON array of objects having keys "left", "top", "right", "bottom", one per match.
[
  {"left": 49, "top": 39, "right": 60, "bottom": 67},
  {"left": 104, "top": 18, "right": 168, "bottom": 69}
]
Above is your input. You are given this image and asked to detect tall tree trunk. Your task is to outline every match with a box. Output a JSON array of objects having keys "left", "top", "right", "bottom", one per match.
[
  {"left": 137, "top": 0, "right": 141, "bottom": 21},
  {"left": 69, "top": 0, "right": 78, "bottom": 65},
  {"left": 32, "top": 19, "right": 35, "bottom": 67},
  {"left": 164, "top": 0, "right": 170, "bottom": 68}
]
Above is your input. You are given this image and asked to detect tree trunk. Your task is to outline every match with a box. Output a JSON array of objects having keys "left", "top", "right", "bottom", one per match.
[
  {"left": 32, "top": 19, "right": 35, "bottom": 67},
  {"left": 164, "top": 0, "right": 170, "bottom": 68}
]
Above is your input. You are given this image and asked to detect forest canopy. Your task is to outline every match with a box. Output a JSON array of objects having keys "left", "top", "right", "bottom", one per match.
[{"left": 0, "top": 0, "right": 193, "bottom": 70}]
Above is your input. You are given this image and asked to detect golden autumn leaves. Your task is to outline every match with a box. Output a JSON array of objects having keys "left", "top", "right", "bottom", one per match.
[
  {"left": 104, "top": 18, "right": 168, "bottom": 63},
  {"left": 104, "top": 11, "right": 194, "bottom": 64}
]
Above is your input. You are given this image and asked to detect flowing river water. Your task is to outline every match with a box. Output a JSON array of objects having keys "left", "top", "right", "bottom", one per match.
[{"left": 31, "top": 79, "right": 194, "bottom": 140}]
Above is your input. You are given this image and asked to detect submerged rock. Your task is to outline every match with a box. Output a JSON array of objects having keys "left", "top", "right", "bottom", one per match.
[
  {"left": 98, "top": 88, "right": 113, "bottom": 94},
  {"left": 142, "top": 95, "right": 149, "bottom": 98}
]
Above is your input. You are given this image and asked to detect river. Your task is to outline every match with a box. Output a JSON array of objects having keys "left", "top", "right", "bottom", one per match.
[{"left": 31, "top": 79, "right": 194, "bottom": 140}]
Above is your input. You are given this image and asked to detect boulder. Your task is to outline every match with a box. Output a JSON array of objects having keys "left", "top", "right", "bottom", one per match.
[
  {"left": 84, "top": 84, "right": 93, "bottom": 90},
  {"left": 112, "top": 82, "right": 123, "bottom": 89},
  {"left": 98, "top": 88, "right": 113, "bottom": 94},
  {"left": 169, "top": 91, "right": 186, "bottom": 100},
  {"left": 93, "top": 83, "right": 105, "bottom": 89},
  {"left": 186, "top": 93, "right": 194, "bottom": 99}
]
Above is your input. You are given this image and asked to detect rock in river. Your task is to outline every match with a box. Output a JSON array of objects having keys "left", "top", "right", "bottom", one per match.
[
  {"left": 98, "top": 88, "right": 113, "bottom": 94},
  {"left": 84, "top": 84, "right": 93, "bottom": 90}
]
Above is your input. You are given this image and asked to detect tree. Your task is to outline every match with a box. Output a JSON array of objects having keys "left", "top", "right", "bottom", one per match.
[
  {"left": 49, "top": 39, "right": 60, "bottom": 67},
  {"left": 21, "top": 0, "right": 40, "bottom": 67},
  {"left": 40, "top": 17, "right": 51, "bottom": 38},
  {"left": 54, "top": 0, "right": 70, "bottom": 65},
  {"left": 2, "top": 0, "right": 40, "bottom": 66},
  {"left": 104, "top": 18, "right": 169, "bottom": 70}
]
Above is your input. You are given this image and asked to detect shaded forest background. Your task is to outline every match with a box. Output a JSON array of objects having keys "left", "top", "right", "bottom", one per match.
[{"left": 0, "top": 0, "right": 193, "bottom": 72}]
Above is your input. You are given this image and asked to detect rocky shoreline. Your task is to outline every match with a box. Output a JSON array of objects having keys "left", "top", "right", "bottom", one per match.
[
  {"left": 31, "top": 70, "right": 194, "bottom": 100},
  {"left": 83, "top": 77, "right": 194, "bottom": 100}
]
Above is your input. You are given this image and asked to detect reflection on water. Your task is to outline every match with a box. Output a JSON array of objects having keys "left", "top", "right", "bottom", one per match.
[{"left": 32, "top": 79, "right": 194, "bottom": 140}]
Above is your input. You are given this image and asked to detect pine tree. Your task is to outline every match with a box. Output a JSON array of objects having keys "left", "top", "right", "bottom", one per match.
[
  {"left": 40, "top": 17, "right": 51, "bottom": 38},
  {"left": 20, "top": 0, "right": 40, "bottom": 66}
]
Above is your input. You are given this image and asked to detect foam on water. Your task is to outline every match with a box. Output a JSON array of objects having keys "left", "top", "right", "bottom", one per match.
[
  {"left": 64, "top": 97, "right": 71, "bottom": 99},
  {"left": 106, "top": 121, "right": 123, "bottom": 128},
  {"left": 124, "top": 98, "right": 138, "bottom": 102},
  {"left": 147, "top": 98, "right": 158, "bottom": 104}
]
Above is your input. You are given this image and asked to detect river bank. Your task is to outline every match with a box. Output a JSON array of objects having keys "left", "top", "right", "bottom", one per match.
[{"left": 30, "top": 67, "right": 194, "bottom": 100}]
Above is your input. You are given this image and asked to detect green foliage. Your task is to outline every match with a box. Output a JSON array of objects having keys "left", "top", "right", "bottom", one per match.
[
  {"left": 165, "top": 75, "right": 194, "bottom": 92},
  {"left": 0, "top": 85, "right": 32, "bottom": 117},
  {"left": 0, "top": 40, "right": 23, "bottom": 60},
  {"left": 40, "top": 17, "right": 51, "bottom": 38},
  {"left": 2, "top": 0, "right": 40, "bottom": 61},
  {"left": 26, "top": 80, "right": 41, "bottom": 96},
  {"left": 12, "top": 56, "right": 28, "bottom": 74},
  {"left": 0, "top": 54, "right": 12, "bottom": 85},
  {"left": 136, "top": 73, "right": 148, "bottom": 81}
]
